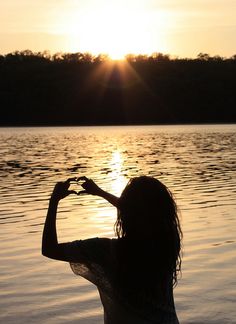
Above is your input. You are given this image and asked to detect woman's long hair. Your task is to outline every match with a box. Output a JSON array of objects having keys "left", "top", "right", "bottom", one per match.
[{"left": 114, "top": 176, "right": 182, "bottom": 291}]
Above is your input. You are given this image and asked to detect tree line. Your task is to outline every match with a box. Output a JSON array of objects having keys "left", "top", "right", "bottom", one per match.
[{"left": 1, "top": 50, "right": 236, "bottom": 126}]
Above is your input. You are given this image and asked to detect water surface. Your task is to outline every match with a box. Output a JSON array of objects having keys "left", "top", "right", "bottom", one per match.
[{"left": 0, "top": 125, "right": 236, "bottom": 323}]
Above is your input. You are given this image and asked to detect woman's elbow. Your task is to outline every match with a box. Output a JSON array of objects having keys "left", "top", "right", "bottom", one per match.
[
  {"left": 42, "top": 248, "right": 50, "bottom": 258},
  {"left": 42, "top": 245, "right": 65, "bottom": 261},
  {"left": 42, "top": 247, "right": 55, "bottom": 259}
]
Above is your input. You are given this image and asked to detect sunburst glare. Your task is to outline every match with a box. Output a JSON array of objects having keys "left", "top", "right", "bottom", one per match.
[{"left": 54, "top": 0, "right": 169, "bottom": 59}]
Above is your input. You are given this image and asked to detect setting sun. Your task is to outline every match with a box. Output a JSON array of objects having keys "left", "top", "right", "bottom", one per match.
[
  {"left": 78, "top": 4, "right": 153, "bottom": 59},
  {"left": 56, "top": 1, "right": 169, "bottom": 59}
]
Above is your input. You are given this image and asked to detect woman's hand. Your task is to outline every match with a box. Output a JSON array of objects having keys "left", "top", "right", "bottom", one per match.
[
  {"left": 76, "top": 176, "right": 119, "bottom": 207},
  {"left": 51, "top": 178, "right": 77, "bottom": 202},
  {"left": 77, "top": 176, "right": 103, "bottom": 196},
  {"left": 49, "top": 176, "right": 119, "bottom": 207}
]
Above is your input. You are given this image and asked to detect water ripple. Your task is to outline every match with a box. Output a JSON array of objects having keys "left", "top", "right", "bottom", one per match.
[{"left": 0, "top": 125, "right": 236, "bottom": 324}]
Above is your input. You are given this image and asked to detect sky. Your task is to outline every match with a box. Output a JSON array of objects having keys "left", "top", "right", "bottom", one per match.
[{"left": 0, "top": 0, "right": 236, "bottom": 58}]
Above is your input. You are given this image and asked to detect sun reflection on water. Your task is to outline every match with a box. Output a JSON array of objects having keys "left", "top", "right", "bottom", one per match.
[
  {"left": 109, "top": 150, "right": 127, "bottom": 196},
  {"left": 81, "top": 150, "right": 128, "bottom": 236}
]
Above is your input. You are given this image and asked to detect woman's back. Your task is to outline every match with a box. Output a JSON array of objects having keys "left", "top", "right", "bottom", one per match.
[{"left": 69, "top": 238, "right": 179, "bottom": 324}]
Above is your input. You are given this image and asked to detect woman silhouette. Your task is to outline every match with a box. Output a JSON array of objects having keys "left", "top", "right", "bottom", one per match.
[{"left": 42, "top": 176, "right": 182, "bottom": 323}]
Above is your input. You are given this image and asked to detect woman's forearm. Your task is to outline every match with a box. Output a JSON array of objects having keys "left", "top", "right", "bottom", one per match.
[
  {"left": 42, "top": 198, "right": 59, "bottom": 257},
  {"left": 42, "top": 179, "right": 80, "bottom": 261},
  {"left": 98, "top": 189, "right": 119, "bottom": 207}
]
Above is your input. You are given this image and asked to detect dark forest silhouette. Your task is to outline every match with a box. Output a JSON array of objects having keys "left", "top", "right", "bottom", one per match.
[{"left": 1, "top": 50, "right": 236, "bottom": 126}]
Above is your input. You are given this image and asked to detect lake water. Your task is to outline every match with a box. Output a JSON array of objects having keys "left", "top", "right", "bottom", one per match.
[{"left": 0, "top": 124, "right": 236, "bottom": 324}]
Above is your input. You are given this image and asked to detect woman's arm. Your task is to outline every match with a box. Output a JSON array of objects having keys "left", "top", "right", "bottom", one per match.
[
  {"left": 42, "top": 176, "right": 119, "bottom": 261},
  {"left": 42, "top": 198, "right": 59, "bottom": 258},
  {"left": 98, "top": 189, "right": 119, "bottom": 207},
  {"left": 77, "top": 176, "right": 119, "bottom": 207},
  {"left": 42, "top": 179, "right": 76, "bottom": 261}
]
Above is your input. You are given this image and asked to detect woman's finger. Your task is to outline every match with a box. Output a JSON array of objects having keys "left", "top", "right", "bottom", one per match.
[
  {"left": 76, "top": 176, "right": 89, "bottom": 182},
  {"left": 67, "top": 190, "right": 78, "bottom": 195},
  {"left": 81, "top": 182, "right": 88, "bottom": 189},
  {"left": 78, "top": 190, "right": 87, "bottom": 195},
  {"left": 66, "top": 177, "right": 77, "bottom": 183}
]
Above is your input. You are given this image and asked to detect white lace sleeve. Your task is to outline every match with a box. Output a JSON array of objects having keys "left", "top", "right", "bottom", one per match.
[{"left": 65, "top": 238, "right": 113, "bottom": 292}]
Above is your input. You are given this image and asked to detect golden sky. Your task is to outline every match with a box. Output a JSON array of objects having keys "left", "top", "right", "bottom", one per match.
[{"left": 0, "top": 0, "right": 236, "bottom": 58}]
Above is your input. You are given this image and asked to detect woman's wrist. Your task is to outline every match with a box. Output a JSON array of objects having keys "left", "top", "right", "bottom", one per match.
[{"left": 49, "top": 195, "right": 60, "bottom": 205}]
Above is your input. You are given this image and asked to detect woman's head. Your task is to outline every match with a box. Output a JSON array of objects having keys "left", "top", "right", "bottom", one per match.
[
  {"left": 115, "top": 176, "right": 182, "bottom": 285},
  {"left": 116, "top": 176, "right": 179, "bottom": 237}
]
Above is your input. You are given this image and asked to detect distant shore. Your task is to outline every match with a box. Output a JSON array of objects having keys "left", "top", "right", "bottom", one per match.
[
  {"left": 1, "top": 51, "right": 236, "bottom": 126},
  {"left": 1, "top": 123, "right": 236, "bottom": 129}
]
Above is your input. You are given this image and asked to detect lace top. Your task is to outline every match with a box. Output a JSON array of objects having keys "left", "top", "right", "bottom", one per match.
[{"left": 63, "top": 238, "right": 179, "bottom": 324}]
